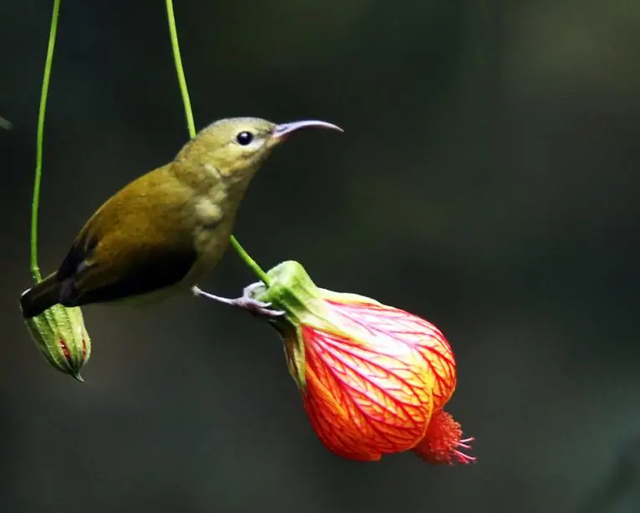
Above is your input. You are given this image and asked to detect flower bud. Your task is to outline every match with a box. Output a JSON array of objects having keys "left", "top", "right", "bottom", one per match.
[
  {"left": 23, "top": 303, "right": 91, "bottom": 382},
  {"left": 249, "top": 261, "right": 474, "bottom": 463}
]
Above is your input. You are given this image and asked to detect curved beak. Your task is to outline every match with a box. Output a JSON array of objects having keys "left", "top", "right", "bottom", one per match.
[{"left": 271, "top": 120, "right": 343, "bottom": 141}]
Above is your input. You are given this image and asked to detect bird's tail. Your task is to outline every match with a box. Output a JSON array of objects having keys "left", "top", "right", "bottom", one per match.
[{"left": 20, "top": 273, "right": 62, "bottom": 319}]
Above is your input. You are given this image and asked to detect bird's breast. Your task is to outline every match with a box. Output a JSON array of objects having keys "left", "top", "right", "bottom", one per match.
[
  {"left": 184, "top": 194, "right": 235, "bottom": 283},
  {"left": 194, "top": 195, "right": 224, "bottom": 229}
]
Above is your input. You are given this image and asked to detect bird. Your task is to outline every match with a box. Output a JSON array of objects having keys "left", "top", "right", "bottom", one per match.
[{"left": 20, "top": 117, "right": 342, "bottom": 319}]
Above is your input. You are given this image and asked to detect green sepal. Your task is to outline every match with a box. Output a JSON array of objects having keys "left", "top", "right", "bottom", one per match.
[
  {"left": 248, "top": 261, "right": 378, "bottom": 391},
  {"left": 283, "top": 324, "right": 307, "bottom": 391},
  {"left": 252, "top": 262, "right": 326, "bottom": 320},
  {"left": 251, "top": 261, "right": 373, "bottom": 339}
]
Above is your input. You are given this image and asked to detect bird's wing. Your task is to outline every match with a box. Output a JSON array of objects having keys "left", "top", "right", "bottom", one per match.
[
  {"left": 58, "top": 233, "right": 197, "bottom": 307},
  {"left": 56, "top": 172, "right": 198, "bottom": 306}
]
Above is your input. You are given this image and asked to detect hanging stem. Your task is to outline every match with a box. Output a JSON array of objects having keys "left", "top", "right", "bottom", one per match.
[
  {"left": 31, "top": 0, "right": 62, "bottom": 283},
  {"left": 164, "top": 0, "right": 270, "bottom": 286},
  {"left": 164, "top": 0, "right": 195, "bottom": 139}
]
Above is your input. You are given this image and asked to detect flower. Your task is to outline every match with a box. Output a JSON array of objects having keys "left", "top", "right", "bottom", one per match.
[
  {"left": 247, "top": 261, "right": 474, "bottom": 463},
  {"left": 23, "top": 303, "right": 91, "bottom": 382}
]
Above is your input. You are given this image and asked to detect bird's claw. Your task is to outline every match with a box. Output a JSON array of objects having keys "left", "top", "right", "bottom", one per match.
[
  {"left": 242, "top": 281, "right": 267, "bottom": 298},
  {"left": 192, "top": 285, "right": 285, "bottom": 318},
  {"left": 233, "top": 296, "right": 286, "bottom": 318}
]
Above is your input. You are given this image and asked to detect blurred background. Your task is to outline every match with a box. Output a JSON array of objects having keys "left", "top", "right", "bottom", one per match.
[{"left": 1, "top": 0, "right": 640, "bottom": 512}]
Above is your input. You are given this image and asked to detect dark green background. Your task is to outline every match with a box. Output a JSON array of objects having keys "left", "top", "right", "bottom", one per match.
[{"left": 1, "top": 0, "right": 639, "bottom": 512}]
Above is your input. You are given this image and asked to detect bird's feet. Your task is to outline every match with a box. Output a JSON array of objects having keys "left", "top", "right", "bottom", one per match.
[{"left": 192, "top": 285, "right": 286, "bottom": 318}]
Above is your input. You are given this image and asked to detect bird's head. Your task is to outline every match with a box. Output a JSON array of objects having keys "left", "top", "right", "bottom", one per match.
[{"left": 179, "top": 117, "right": 342, "bottom": 184}]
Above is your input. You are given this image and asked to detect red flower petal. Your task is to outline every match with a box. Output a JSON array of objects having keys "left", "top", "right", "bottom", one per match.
[
  {"left": 326, "top": 300, "right": 457, "bottom": 410},
  {"left": 302, "top": 324, "right": 433, "bottom": 460}
]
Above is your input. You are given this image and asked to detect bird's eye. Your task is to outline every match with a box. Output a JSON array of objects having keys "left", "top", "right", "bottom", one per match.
[{"left": 236, "top": 131, "right": 254, "bottom": 146}]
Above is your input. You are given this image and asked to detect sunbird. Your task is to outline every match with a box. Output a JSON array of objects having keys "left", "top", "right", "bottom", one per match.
[{"left": 20, "top": 117, "right": 341, "bottom": 319}]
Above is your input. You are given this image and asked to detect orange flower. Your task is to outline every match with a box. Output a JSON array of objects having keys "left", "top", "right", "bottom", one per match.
[{"left": 248, "top": 261, "right": 474, "bottom": 463}]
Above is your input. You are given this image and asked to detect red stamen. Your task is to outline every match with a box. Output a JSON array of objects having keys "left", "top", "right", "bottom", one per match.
[{"left": 411, "top": 409, "right": 476, "bottom": 465}]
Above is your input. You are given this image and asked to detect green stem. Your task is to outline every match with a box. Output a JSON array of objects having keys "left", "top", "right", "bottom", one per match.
[
  {"left": 165, "top": 0, "right": 195, "bottom": 139},
  {"left": 228, "top": 237, "right": 271, "bottom": 285},
  {"left": 31, "top": 0, "right": 61, "bottom": 283},
  {"left": 164, "top": 0, "right": 270, "bottom": 287}
]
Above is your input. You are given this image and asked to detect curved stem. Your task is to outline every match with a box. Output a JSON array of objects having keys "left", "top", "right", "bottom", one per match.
[
  {"left": 31, "top": 0, "right": 62, "bottom": 283},
  {"left": 164, "top": 0, "right": 270, "bottom": 286},
  {"left": 165, "top": 0, "right": 195, "bottom": 139}
]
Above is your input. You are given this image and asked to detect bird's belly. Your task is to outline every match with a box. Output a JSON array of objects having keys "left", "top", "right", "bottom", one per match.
[
  {"left": 106, "top": 223, "right": 232, "bottom": 309},
  {"left": 108, "top": 285, "right": 183, "bottom": 307},
  {"left": 183, "top": 224, "right": 233, "bottom": 285}
]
